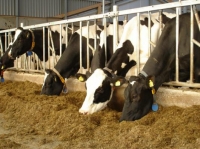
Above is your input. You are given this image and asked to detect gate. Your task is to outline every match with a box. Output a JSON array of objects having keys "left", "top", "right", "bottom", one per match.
[{"left": 0, "top": 0, "right": 200, "bottom": 88}]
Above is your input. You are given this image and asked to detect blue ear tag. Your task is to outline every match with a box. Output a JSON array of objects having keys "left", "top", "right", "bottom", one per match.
[
  {"left": 1, "top": 77, "right": 4, "bottom": 82},
  {"left": 62, "top": 86, "right": 68, "bottom": 93},
  {"left": 152, "top": 103, "right": 158, "bottom": 112},
  {"left": 27, "top": 51, "right": 32, "bottom": 56}
]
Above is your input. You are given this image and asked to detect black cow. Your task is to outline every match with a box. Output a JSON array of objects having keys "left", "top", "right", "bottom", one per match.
[
  {"left": 78, "top": 12, "right": 175, "bottom": 115},
  {"left": 117, "top": 12, "right": 200, "bottom": 121},
  {"left": 41, "top": 24, "right": 103, "bottom": 95}
]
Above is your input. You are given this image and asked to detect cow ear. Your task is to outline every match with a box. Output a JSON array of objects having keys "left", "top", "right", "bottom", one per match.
[
  {"left": 111, "top": 76, "right": 127, "bottom": 87},
  {"left": 75, "top": 73, "right": 87, "bottom": 82}
]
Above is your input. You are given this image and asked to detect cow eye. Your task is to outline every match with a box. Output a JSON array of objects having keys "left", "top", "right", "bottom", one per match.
[{"left": 96, "top": 87, "right": 104, "bottom": 93}]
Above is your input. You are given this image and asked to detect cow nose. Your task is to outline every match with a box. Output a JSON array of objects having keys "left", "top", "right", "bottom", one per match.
[{"left": 79, "top": 109, "right": 88, "bottom": 115}]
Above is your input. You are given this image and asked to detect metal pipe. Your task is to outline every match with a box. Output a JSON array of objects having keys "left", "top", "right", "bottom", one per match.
[
  {"left": 113, "top": 5, "right": 118, "bottom": 53},
  {"left": 137, "top": 12, "right": 140, "bottom": 74},
  {"left": 190, "top": 5, "right": 194, "bottom": 83},
  {"left": 175, "top": 7, "right": 180, "bottom": 82},
  {"left": 86, "top": 21, "right": 90, "bottom": 71},
  {"left": 43, "top": 27, "right": 46, "bottom": 71},
  {"left": 79, "top": 21, "right": 83, "bottom": 73},
  {"left": 148, "top": 11, "right": 151, "bottom": 56}
]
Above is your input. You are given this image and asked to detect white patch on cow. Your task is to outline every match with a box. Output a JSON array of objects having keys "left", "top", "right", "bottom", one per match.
[
  {"left": 50, "top": 25, "right": 66, "bottom": 44},
  {"left": 42, "top": 71, "right": 49, "bottom": 88},
  {"left": 99, "top": 24, "right": 125, "bottom": 52},
  {"left": 8, "top": 29, "right": 22, "bottom": 56},
  {"left": 121, "top": 62, "right": 126, "bottom": 69},
  {"left": 13, "top": 29, "right": 22, "bottom": 43},
  {"left": 130, "top": 81, "right": 136, "bottom": 86},
  {"left": 117, "top": 12, "right": 176, "bottom": 76},
  {"left": 79, "top": 68, "right": 113, "bottom": 114},
  {"left": 76, "top": 24, "right": 102, "bottom": 39}
]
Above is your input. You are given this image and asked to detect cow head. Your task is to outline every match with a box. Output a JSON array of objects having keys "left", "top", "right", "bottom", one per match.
[
  {"left": 119, "top": 74, "right": 154, "bottom": 121},
  {"left": 77, "top": 68, "right": 124, "bottom": 114},
  {"left": 8, "top": 27, "right": 34, "bottom": 59},
  {"left": 41, "top": 69, "right": 65, "bottom": 95}
]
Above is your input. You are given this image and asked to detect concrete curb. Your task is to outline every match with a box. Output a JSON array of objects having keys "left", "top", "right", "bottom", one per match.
[{"left": 3, "top": 71, "right": 200, "bottom": 107}]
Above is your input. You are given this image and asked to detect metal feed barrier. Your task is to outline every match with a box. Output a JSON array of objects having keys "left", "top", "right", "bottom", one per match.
[{"left": 0, "top": 0, "right": 200, "bottom": 89}]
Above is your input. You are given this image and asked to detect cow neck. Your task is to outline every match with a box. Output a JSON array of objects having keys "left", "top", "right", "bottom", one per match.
[
  {"left": 103, "top": 67, "right": 113, "bottom": 78},
  {"left": 28, "top": 29, "right": 35, "bottom": 51},
  {"left": 52, "top": 68, "right": 66, "bottom": 87}
]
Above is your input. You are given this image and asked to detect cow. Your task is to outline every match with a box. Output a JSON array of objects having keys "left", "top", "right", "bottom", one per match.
[
  {"left": 78, "top": 12, "right": 175, "bottom": 115},
  {"left": 41, "top": 24, "right": 103, "bottom": 95},
  {"left": 116, "top": 12, "right": 200, "bottom": 121},
  {"left": 76, "top": 22, "right": 127, "bottom": 114}
]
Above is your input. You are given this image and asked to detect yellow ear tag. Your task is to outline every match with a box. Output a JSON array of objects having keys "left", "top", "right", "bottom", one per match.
[
  {"left": 79, "top": 76, "right": 84, "bottom": 82},
  {"left": 149, "top": 80, "right": 154, "bottom": 88},
  {"left": 1, "top": 65, "right": 4, "bottom": 69},
  {"left": 115, "top": 80, "right": 121, "bottom": 86},
  {"left": 152, "top": 88, "right": 155, "bottom": 94}
]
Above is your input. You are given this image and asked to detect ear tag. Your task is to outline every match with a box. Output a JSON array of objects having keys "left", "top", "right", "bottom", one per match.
[
  {"left": 62, "top": 86, "right": 68, "bottom": 94},
  {"left": 115, "top": 80, "right": 121, "bottom": 87},
  {"left": 151, "top": 88, "right": 155, "bottom": 94},
  {"left": 54, "top": 77, "right": 57, "bottom": 82},
  {"left": 78, "top": 76, "right": 84, "bottom": 82},
  {"left": 27, "top": 51, "right": 32, "bottom": 56},
  {"left": 1, "top": 65, "right": 4, "bottom": 69},
  {"left": 149, "top": 80, "right": 154, "bottom": 88},
  {"left": 152, "top": 103, "right": 158, "bottom": 112}
]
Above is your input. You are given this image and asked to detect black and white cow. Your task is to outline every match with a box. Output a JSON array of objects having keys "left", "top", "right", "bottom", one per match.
[
  {"left": 78, "top": 12, "right": 175, "bottom": 115},
  {"left": 41, "top": 24, "right": 103, "bottom": 95},
  {"left": 77, "top": 23, "right": 127, "bottom": 114},
  {"left": 117, "top": 12, "right": 200, "bottom": 121},
  {"left": 8, "top": 27, "right": 66, "bottom": 61}
]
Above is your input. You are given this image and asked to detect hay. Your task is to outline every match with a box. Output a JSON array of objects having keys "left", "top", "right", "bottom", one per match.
[{"left": 0, "top": 80, "right": 199, "bottom": 149}]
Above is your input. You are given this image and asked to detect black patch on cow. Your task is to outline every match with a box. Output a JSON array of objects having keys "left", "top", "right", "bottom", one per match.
[
  {"left": 140, "top": 17, "right": 154, "bottom": 28},
  {"left": 93, "top": 78, "right": 112, "bottom": 104}
]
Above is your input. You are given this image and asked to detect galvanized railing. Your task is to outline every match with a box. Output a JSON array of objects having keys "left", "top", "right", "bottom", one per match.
[{"left": 0, "top": 0, "right": 200, "bottom": 88}]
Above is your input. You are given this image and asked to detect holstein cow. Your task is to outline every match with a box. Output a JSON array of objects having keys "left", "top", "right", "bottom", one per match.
[
  {"left": 117, "top": 12, "right": 200, "bottom": 121},
  {"left": 8, "top": 27, "right": 66, "bottom": 62},
  {"left": 41, "top": 24, "right": 103, "bottom": 95},
  {"left": 76, "top": 23, "right": 127, "bottom": 114},
  {"left": 78, "top": 12, "right": 175, "bottom": 115}
]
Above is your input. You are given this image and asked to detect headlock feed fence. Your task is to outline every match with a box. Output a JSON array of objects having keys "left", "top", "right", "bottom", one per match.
[{"left": 0, "top": 0, "right": 200, "bottom": 88}]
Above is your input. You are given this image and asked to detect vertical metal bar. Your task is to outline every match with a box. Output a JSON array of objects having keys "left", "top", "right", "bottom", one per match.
[
  {"left": 137, "top": 12, "right": 140, "bottom": 75},
  {"left": 43, "top": 27, "right": 46, "bottom": 71},
  {"left": 65, "top": 24, "right": 68, "bottom": 48},
  {"left": 159, "top": 10, "right": 163, "bottom": 36},
  {"left": 79, "top": 21, "right": 83, "bottom": 73},
  {"left": 190, "top": 5, "right": 194, "bottom": 83},
  {"left": 148, "top": 11, "right": 151, "bottom": 56},
  {"left": 175, "top": 7, "right": 180, "bottom": 82},
  {"left": 192, "top": 5, "right": 200, "bottom": 31},
  {"left": 94, "top": 20, "right": 97, "bottom": 55},
  {"left": 113, "top": 5, "right": 118, "bottom": 53},
  {"left": 59, "top": 24, "right": 62, "bottom": 57},
  {"left": 86, "top": 21, "right": 90, "bottom": 71},
  {"left": 48, "top": 27, "right": 51, "bottom": 69},
  {"left": 103, "top": 17, "right": 107, "bottom": 65}
]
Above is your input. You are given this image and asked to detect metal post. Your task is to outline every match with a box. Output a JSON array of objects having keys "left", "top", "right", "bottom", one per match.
[
  {"left": 137, "top": 13, "right": 140, "bottom": 75},
  {"left": 175, "top": 7, "right": 180, "bottom": 82},
  {"left": 59, "top": 24, "right": 62, "bottom": 57},
  {"left": 113, "top": 5, "right": 118, "bottom": 53},
  {"left": 148, "top": 11, "right": 151, "bottom": 56},
  {"left": 43, "top": 27, "right": 46, "bottom": 71},
  {"left": 86, "top": 21, "right": 90, "bottom": 71},
  {"left": 190, "top": 5, "right": 194, "bottom": 83},
  {"left": 79, "top": 21, "right": 83, "bottom": 73}
]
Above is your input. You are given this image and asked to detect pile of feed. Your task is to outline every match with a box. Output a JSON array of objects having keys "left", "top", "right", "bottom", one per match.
[{"left": 0, "top": 80, "right": 199, "bottom": 149}]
